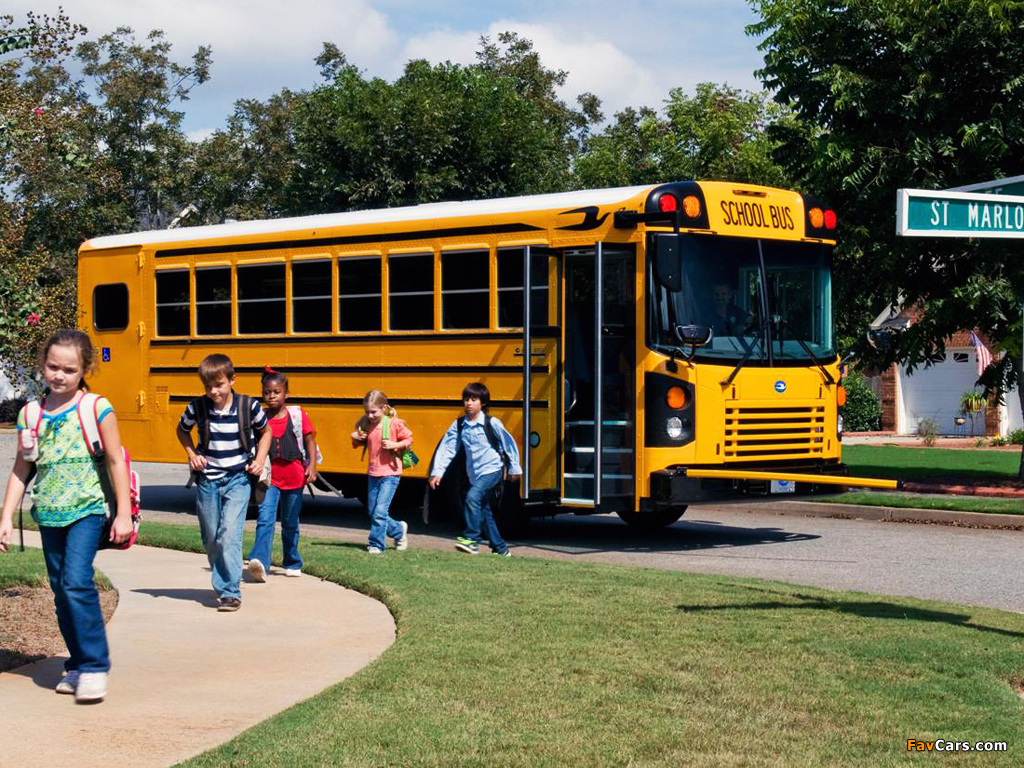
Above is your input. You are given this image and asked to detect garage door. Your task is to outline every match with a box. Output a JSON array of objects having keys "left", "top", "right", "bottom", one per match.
[{"left": 901, "top": 351, "right": 985, "bottom": 435}]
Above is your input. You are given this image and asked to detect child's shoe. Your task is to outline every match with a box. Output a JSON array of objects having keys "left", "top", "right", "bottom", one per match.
[
  {"left": 75, "top": 671, "right": 108, "bottom": 703},
  {"left": 247, "top": 558, "right": 267, "bottom": 583},
  {"left": 55, "top": 670, "right": 79, "bottom": 694},
  {"left": 395, "top": 520, "right": 410, "bottom": 551},
  {"left": 454, "top": 537, "right": 479, "bottom": 554},
  {"left": 366, "top": 546, "right": 384, "bottom": 554},
  {"left": 284, "top": 568, "right": 302, "bottom": 577},
  {"left": 492, "top": 549, "right": 512, "bottom": 557}
]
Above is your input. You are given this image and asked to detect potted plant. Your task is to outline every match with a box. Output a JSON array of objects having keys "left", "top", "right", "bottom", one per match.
[{"left": 959, "top": 390, "right": 986, "bottom": 414}]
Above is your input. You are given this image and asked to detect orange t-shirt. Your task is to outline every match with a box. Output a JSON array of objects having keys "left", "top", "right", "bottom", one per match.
[{"left": 363, "top": 417, "right": 413, "bottom": 477}]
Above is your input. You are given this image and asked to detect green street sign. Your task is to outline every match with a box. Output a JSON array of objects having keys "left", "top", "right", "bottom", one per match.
[
  {"left": 949, "top": 174, "right": 1024, "bottom": 197},
  {"left": 896, "top": 188, "right": 1024, "bottom": 238}
]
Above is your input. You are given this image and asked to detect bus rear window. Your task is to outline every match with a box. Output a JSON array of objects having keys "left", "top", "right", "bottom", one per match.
[{"left": 93, "top": 283, "right": 129, "bottom": 331}]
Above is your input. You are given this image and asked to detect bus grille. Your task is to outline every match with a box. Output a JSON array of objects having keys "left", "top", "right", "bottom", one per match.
[{"left": 723, "top": 405, "right": 827, "bottom": 459}]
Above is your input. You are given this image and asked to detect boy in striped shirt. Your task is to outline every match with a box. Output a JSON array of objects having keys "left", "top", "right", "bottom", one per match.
[{"left": 176, "top": 354, "right": 271, "bottom": 611}]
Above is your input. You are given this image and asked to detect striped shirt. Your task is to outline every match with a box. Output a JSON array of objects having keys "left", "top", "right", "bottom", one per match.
[{"left": 179, "top": 393, "right": 267, "bottom": 480}]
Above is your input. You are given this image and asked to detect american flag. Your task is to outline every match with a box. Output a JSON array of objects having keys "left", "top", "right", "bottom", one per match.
[{"left": 969, "top": 330, "right": 993, "bottom": 377}]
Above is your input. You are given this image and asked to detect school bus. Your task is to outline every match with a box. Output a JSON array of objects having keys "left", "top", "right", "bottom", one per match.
[{"left": 78, "top": 181, "right": 897, "bottom": 531}]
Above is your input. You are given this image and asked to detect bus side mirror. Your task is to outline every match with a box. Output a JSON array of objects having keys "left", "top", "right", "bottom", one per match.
[
  {"left": 675, "top": 324, "right": 713, "bottom": 347},
  {"left": 651, "top": 234, "right": 682, "bottom": 292}
]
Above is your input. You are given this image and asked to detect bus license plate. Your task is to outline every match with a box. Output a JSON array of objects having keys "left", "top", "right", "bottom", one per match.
[{"left": 770, "top": 480, "right": 795, "bottom": 494}]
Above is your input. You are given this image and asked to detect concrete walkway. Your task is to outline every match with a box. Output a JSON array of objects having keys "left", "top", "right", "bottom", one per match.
[{"left": 0, "top": 531, "right": 396, "bottom": 768}]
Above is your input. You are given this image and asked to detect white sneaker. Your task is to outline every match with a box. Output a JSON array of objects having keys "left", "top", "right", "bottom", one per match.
[
  {"left": 395, "top": 520, "right": 409, "bottom": 551},
  {"left": 284, "top": 568, "right": 302, "bottom": 577},
  {"left": 366, "top": 546, "right": 384, "bottom": 554},
  {"left": 55, "top": 670, "right": 79, "bottom": 694},
  {"left": 75, "top": 671, "right": 108, "bottom": 703},
  {"left": 247, "top": 558, "right": 267, "bottom": 583}
]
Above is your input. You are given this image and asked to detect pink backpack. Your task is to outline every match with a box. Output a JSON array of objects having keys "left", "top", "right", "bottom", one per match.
[{"left": 21, "top": 393, "right": 141, "bottom": 549}]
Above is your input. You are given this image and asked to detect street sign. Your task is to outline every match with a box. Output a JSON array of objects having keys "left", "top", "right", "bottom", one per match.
[
  {"left": 896, "top": 188, "right": 1024, "bottom": 238},
  {"left": 948, "top": 173, "right": 1024, "bottom": 197}
]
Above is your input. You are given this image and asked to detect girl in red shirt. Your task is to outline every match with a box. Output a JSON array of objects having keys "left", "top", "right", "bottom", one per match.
[
  {"left": 247, "top": 369, "right": 317, "bottom": 580},
  {"left": 350, "top": 389, "right": 412, "bottom": 553}
]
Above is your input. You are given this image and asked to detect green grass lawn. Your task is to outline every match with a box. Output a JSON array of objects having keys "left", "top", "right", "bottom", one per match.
[
  {"left": 832, "top": 445, "right": 1024, "bottom": 516},
  {"left": 109, "top": 523, "right": 1023, "bottom": 767},
  {"left": 0, "top": 545, "right": 49, "bottom": 589}
]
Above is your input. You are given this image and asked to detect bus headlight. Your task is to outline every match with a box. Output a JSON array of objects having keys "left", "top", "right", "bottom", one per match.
[{"left": 666, "top": 416, "right": 683, "bottom": 440}]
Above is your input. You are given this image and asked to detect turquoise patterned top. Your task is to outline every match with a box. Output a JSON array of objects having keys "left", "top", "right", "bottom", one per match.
[{"left": 17, "top": 396, "right": 113, "bottom": 527}]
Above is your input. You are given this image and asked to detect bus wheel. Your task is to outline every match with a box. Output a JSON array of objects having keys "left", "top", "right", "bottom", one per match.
[{"left": 616, "top": 507, "right": 686, "bottom": 530}]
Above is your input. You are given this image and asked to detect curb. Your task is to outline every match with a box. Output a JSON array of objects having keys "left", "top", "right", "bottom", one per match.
[{"left": 779, "top": 500, "right": 1024, "bottom": 529}]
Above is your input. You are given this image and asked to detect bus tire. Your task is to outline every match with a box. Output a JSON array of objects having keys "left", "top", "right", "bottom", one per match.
[{"left": 616, "top": 507, "right": 686, "bottom": 530}]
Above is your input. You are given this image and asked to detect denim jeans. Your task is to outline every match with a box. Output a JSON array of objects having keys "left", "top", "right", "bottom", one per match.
[
  {"left": 248, "top": 484, "right": 304, "bottom": 571},
  {"left": 462, "top": 470, "right": 507, "bottom": 553},
  {"left": 366, "top": 475, "right": 404, "bottom": 551},
  {"left": 195, "top": 471, "right": 251, "bottom": 599},
  {"left": 38, "top": 513, "right": 109, "bottom": 673}
]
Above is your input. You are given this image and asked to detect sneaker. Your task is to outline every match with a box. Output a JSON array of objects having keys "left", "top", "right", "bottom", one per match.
[
  {"left": 284, "top": 568, "right": 302, "bottom": 577},
  {"left": 217, "top": 596, "right": 242, "bottom": 612},
  {"left": 366, "top": 546, "right": 384, "bottom": 554},
  {"left": 454, "top": 537, "right": 479, "bottom": 555},
  {"left": 395, "top": 520, "right": 409, "bottom": 551},
  {"left": 247, "top": 558, "right": 267, "bottom": 583},
  {"left": 493, "top": 549, "right": 512, "bottom": 557},
  {"left": 75, "top": 671, "right": 108, "bottom": 703},
  {"left": 55, "top": 670, "right": 79, "bottom": 695}
]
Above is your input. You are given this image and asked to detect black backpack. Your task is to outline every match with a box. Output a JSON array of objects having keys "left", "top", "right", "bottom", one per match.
[{"left": 185, "top": 394, "right": 256, "bottom": 489}]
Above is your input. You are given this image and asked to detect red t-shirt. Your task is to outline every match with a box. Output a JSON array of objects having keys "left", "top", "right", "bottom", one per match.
[{"left": 267, "top": 408, "right": 314, "bottom": 490}]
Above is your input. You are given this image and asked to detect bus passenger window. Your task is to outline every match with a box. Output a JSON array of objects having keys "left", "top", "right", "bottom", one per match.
[
  {"left": 238, "top": 263, "right": 285, "bottom": 334},
  {"left": 442, "top": 250, "right": 488, "bottom": 330},
  {"left": 389, "top": 253, "right": 434, "bottom": 331},
  {"left": 498, "top": 248, "right": 548, "bottom": 328},
  {"left": 155, "top": 271, "right": 190, "bottom": 336},
  {"left": 338, "top": 257, "right": 382, "bottom": 332},
  {"left": 196, "top": 266, "right": 232, "bottom": 336},
  {"left": 93, "top": 283, "right": 129, "bottom": 331},
  {"left": 292, "top": 260, "right": 332, "bottom": 333}
]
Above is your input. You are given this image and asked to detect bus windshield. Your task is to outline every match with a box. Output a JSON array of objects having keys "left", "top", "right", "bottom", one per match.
[{"left": 648, "top": 233, "right": 834, "bottom": 364}]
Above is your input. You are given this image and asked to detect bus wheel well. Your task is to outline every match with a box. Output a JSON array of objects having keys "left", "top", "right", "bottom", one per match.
[{"left": 616, "top": 507, "right": 686, "bottom": 530}]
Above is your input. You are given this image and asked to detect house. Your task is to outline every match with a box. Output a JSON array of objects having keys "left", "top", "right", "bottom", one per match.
[{"left": 868, "top": 307, "right": 1021, "bottom": 437}]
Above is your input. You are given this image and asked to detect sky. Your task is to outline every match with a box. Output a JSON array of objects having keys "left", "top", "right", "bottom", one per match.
[{"left": 10, "top": 0, "right": 766, "bottom": 139}]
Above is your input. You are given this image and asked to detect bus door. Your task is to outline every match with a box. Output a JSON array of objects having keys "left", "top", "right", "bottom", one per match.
[
  {"left": 519, "top": 245, "right": 559, "bottom": 504},
  {"left": 562, "top": 245, "right": 635, "bottom": 507}
]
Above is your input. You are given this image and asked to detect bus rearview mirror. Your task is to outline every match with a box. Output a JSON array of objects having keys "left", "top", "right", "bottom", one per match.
[{"left": 651, "top": 234, "right": 682, "bottom": 292}]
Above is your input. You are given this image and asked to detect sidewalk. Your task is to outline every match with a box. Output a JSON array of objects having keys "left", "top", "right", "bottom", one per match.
[{"left": 0, "top": 531, "right": 395, "bottom": 768}]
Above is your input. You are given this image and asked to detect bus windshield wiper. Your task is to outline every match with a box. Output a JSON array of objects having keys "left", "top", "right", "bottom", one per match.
[
  {"left": 719, "top": 319, "right": 767, "bottom": 387},
  {"left": 794, "top": 336, "right": 835, "bottom": 385}
]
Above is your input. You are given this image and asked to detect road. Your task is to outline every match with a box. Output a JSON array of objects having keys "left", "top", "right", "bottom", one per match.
[{"left": 126, "top": 458, "right": 1024, "bottom": 616}]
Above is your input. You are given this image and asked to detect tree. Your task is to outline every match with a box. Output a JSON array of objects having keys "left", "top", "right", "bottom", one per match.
[
  {"left": 77, "top": 27, "right": 211, "bottom": 229},
  {"left": 287, "top": 36, "right": 598, "bottom": 213},
  {"left": 576, "top": 83, "right": 796, "bottom": 188},
  {"left": 751, "top": 0, "right": 1024, "bottom": 476}
]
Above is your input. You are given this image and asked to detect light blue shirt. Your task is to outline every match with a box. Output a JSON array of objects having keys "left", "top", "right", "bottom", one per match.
[{"left": 430, "top": 413, "right": 522, "bottom": 485}]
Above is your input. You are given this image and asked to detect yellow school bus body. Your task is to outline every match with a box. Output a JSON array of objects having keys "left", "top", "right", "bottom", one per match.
[{"left": 79, "top": 181, "right": 875, "bottom": 529}]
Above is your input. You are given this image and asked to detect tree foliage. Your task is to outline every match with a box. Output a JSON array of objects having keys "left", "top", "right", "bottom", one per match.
[
  {"left": 750, "top": 0, "right": 1024, "bottom": 472},
  {"left": 577, "top": 83, "right": 796, "bottom": 189}
]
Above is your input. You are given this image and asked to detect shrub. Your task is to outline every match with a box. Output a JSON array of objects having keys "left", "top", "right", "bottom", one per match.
[
  {"left": 842, "top": 374, "right": 881, "bottom": 432},
  {"left": 0, "top": 397, "right": 26, "bottom": 424},
  {"left": 917, "top": 417, "right": 939, "bottom": 447},
  {"left": 1009, "top": 429, "right": 1024, "bottom": 445}
]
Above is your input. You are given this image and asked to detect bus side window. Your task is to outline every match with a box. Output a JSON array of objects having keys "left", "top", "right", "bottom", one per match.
[
  {"left": 292, "top": 259, "right": 332, "bottom": 333},
  {"left": 196, "top": 266, "right": 232, "bottom": 336},
  {"left": 93, "top": 283, "right": 129, "bottom": 331},
  {"left": 442, "top": 250, "right": 488, "bottom": 330},
  {"left": 155, "top": 270, "right": 190, "bottom": 336},
  {"left": 389, "top": 253, "right": 434, "bottom": 331},
  {"left": 497, "top": 248, "right": 549, "bottom": 328},
  {"left": 338, "top": 256, "right": 382, "bottom": 332}
]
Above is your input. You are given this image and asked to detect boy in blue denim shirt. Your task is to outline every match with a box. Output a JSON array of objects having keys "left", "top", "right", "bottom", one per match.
[{"left": 428, "top": 382, "right": 522, "bottom": 556}]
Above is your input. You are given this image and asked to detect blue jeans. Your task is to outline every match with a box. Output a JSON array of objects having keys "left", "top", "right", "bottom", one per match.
[
  {"left": 366, "top": 475, "right": 404, "bottom": 551},
  {"left": 38, "top": 513, "right": 109, "bottom": 673},
  {"left": 248, "top": 485, "right": 304, "bottom": 570},
  {"left": 195, "top": 471, "right": 251, "bottom": 599},
  {"left": 463, "top": 470, "right": 507, "bottom": 553}
]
